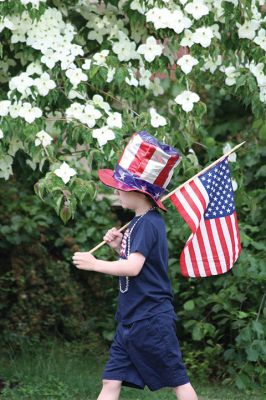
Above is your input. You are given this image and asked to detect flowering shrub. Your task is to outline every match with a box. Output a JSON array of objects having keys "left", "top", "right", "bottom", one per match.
[{"left": 0, "top": 0, "right": 265, "bottom": 222}]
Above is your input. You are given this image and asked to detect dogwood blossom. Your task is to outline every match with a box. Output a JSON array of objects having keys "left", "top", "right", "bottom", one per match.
[
  {"left": 146, "top": 7, "right": 171, "bottom": 30},
  {"left": 185, "top": 0, "right": 209, "bottom": 20},
  {"left": 237, "top": 20, "right": 260, "bottom": 40},
  {"left": 0, "top": 100, "right": 11, "bottom": 116},
  {"left": 139, "top": 67, "right": 152, "bottom": 89},
  {"left": 220, "top": 66, "right": 240, "bottom": 86},
  {"left": 106, "top": 67, "right": 115, "bottom": 83},
  {"left": 92, "top": 95, "right": 111, "bottom": 113},
  {"left": 93, "top": 50, "right": 109, "bottom": 67},
  {"left": 54, "top": 161, "right": 76, "bottom": 184},
  {"left": 82, "top": 59, "right": 92, "bottom": 70},
  {"left": 0, "top": 128, "right": 3, "bottom": 139},
  {"left": 254, "top": 29, "right": 266, "bottom": 51},
  {"left": 223, "top": 143, "right": 237, "bottom": 162},
  {"left": 149, "top": 108, "right": 167, "bottom": 128},
  {"left": 35, "top": 130, "right": 53, "bottom": 147},
  {"left": 112, "top": 32, "right": 138, "bottom": 62},
  {"left": 9, "top": 101, "right": 23, "bottom": 119},
  {"left": 66, "top": 68, "right": 88, "bottom": 87},
  {"left": 81, "top": 105, "right": 102, "bottom": 128},
  {"left": 192, "top": 27, "right": 214, "bottom": 47},
  {"left": 150, "top": 77, "right": 164, "bottom": 96},
  {"left": 175, "top": 90, "right": 200, "bottom": 112},
  {"left": 177, "top": 54, "right": 199, "bottom": 74},
  {"left": 65, "top": 102, "right": 85, "bottom": 122},
  {"left": 41, "top": 50, "right": 59, "bottom": 69},
  {"left": 106, "top": 112, "right": 122, "bottom": 129},
  {"left": 125, "top": 70, "right": 139, "bottom": 87},
  {"left": 169, "top": 10, "right": 192, "bottom": 34},
  {"left": 201, "top": 55, "right": 222, "bottom": 73},
  {"left": 180, "top": 29, "right": 194, "bottom": 47},
  {"left": 9, "top": 72, "right": 34, "bottom": 94},
  {"left": 92, "top": 126, "right": 115, "bottom": 147},
  {"left": 34, "top": 72, "right": 56, "bottom": 96},
  {"left": 18, "top": 102, "right": 42, "bottom": 123},
  {"left": 137, "top": 36, "right": 163, "bottom": 62}
]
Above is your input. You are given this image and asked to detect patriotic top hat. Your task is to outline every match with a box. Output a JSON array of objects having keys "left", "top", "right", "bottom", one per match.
[{"left": 98, "top": 131, "right": 181, "bottom": 211}]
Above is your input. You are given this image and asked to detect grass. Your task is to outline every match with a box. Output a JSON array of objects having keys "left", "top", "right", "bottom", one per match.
[{"left": 0, "top": 339, "right": 265, "bottom": 400}]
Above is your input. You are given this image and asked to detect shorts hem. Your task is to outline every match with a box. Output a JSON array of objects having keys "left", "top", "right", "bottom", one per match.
[
  {"left": 147, "top": 376, "right": 190, "bottom": 391},
  {"left": 102, "top": 373, "right": 145, "bottom": 390}
]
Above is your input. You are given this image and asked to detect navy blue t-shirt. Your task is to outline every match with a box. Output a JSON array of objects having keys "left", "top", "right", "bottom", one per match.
[{"left": 115, "top": 209, "right": 176, "bottom": 324}]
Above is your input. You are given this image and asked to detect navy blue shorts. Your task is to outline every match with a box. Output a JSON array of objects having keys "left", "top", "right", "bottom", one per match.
[{"left": 102, "top": 312, "right": 190, "bottom": 391}]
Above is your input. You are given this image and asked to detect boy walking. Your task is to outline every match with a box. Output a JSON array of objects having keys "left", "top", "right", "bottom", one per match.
[{"left": 72, "top": 132, "right": 198, "bottom": 400}]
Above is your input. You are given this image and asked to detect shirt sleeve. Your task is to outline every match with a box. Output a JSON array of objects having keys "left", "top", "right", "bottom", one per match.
[{"left": 129, "top": 218, "right": 157, "bottom": 258}]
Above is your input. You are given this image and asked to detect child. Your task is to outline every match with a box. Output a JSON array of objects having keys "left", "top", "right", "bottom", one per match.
[{"left": 72, "top": 132, "right": 198, "bottom": 400}]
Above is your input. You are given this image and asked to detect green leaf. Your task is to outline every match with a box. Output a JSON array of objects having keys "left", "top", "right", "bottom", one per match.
[{"left": 184, "top": 300, "right": 195, "bottom": 311}]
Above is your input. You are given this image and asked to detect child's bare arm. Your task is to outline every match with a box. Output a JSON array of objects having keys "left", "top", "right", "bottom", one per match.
[{"left": 72, "top": 252, "right": 145, "bottom": 277}]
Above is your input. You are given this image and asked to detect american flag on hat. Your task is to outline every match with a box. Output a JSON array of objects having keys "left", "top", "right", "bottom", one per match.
[
  {"left": 113, "top": 131, "right": 181, "bottom": 199},
  {"left": 170, "top": 157, "right": 242, "bottom": 278}
]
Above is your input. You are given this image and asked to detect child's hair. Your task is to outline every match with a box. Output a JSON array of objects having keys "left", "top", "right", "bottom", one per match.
[{"left": 144, "top": 193, "right": 158, "bottom": 208}]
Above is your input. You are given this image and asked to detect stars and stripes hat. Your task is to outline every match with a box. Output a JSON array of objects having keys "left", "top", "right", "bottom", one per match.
[{"left": 98, "top": 131, "right": 182, "bottom": 211}]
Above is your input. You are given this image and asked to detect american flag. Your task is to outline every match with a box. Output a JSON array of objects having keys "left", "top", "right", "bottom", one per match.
[{"left": 170, "top": 157, "right": 242, "bottom": 278}]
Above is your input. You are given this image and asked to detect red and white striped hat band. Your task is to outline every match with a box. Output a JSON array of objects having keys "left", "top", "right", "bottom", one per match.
[{"left": 113, "top": 131, "right": 181, "bottom": 198}]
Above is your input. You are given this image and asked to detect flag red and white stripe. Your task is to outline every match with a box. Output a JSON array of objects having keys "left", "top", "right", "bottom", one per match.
[{"left": 170, "top": 159, "right": 242, "bottom": 277}]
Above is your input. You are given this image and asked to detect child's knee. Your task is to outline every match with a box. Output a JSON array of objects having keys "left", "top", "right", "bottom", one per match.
[{"left": 102, "top": 379, "right": 122, "bottom": 391}]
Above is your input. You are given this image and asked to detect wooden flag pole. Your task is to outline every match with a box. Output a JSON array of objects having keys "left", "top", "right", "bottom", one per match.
[{"left": 89, "top": 141, "right": 245, "bottom": 254}]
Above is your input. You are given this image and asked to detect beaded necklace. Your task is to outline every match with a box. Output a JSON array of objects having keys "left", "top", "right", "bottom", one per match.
[{"left": 119, "top": 206, "right": 156, "bottom": 293}]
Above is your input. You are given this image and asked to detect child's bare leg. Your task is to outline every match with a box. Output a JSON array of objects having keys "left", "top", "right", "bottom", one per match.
[
  {"left": 173, "top": 382, "right": 198, "bottom": 400},
  {"left": 97, "top": 379, "right": 122, "bottom": 400}
]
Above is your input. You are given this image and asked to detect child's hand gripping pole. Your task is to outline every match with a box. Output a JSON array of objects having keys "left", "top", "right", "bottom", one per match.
[{"left": 89, "top": 141, "right": 246, "bottom": 255}]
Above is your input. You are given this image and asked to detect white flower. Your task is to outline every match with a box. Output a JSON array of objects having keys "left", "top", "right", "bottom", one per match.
[
  {"left": 9, "top": 101, "right": 23, "bottom": 119},
  {"left": 9, "top": 72, "right": 34, "bottom": 94},
  {"left": 0, "top": 128, "right": 3, "bottom": 139},
  {"left": 145, "top": 7, "right": 171, "bottom": 30},
  {"left": 66, "top": 68, "right": 88, "bottom": 87},
  {"left": 130, "top": 0, "right": 146, "bottom": 14},
  {"left": 34, "top": 72, "right": 56, "bottom": 96},
  {"left": 201, "top": 55, "right": 222, "bottom": 73},
  {"left": 41, "top": 50, "right": 59, "bottom": 69},
  {"left": 223, "top": 143, "right": 237, "bottom": 162},
  {"left": 93, "top": 50, "right": 109, "bottom": 67},
  {"left": 185, "top": 0, "right": 209, "bottom": 20},
  {"left": 220, "top": 66, "right": 240, "bottom": 86},
  {"left": 18, "top": 102, "right": 42, "bottom": 123},
  {"left": 149, "top": 108, "right": 167, "bottom": 128},
  {"left": 137, "top": 36, "right": 163, "bottom": 62},
  {"left": 106, "top": 67, "right": 115, "bottom": 83},
  {"left": 150, "top": 77, "right": 164, "bottom": 96},
  {"left": 0, "top": 100, "right": 11, "bottom": 116},
  {"left": 54, "top": 161, "right": 76, "bottom": 184},
  {"left": 192, "top": 27, "right": 214, "bottom": 47},
  {"left": 82, "top": 59, "right": 92, "bottom": 70},
  {"left": 175, "top": 90, "right": 200, "bottom": 112},
  {"left": 81, "top": 104, "right": 102, "bottom": 128},
  {"left": 35, "top": 130, "right": 53, "bottom": 147},
  {"left": 139, "top": 66, "right": 152, "bottom": 88},
  {"left": 237, "top": 20, "right": 260, "bottom": 40},
  {"left": 254, "top": 29, "right": 266, "bottom": 51},
  {"left": 65, "top": 102, "right": 84, "bottom": 122},
  {"left": 168, "top": 10, "right": 192, "bottom": 34},
  {"left": 177, "top": 54, "right": 199, "bottom": 74},
  {"left": 232, "top": 179, "right": 238, "bottom": 191},
  {"left": 112, "top": 31, "right": 138, "bottom": 62},
  {"left": 180, "top": 29, "right": 194, "bottom": 47},
  {"left": 92, "top": 126, "right": 115, "bottom": 147},
  {"left": 106, "top": 112, "right": 122, "bottom": 129},
  {"left": 26, "top": 61, "right": 43, "bottom": 76},
  {"left": 92, "top": 95, "right": 111, "bottom": 113},
  {"left": 125, "top": 70, "right": 138, "bottom": 86},
  {"left": 0, "top": 16, "right": 14, "bottom": 33}
]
